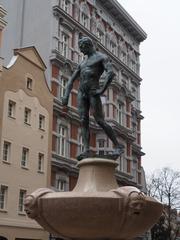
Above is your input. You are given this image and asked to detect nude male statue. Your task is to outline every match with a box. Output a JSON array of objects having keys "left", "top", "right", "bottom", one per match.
[{"left": 62, "top": 36, "right": 124, "bottom": 160}]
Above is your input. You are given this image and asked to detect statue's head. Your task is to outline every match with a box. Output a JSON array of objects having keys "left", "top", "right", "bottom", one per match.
[{"left": 78, "top": 37, "right": 94, "bottom": 55}]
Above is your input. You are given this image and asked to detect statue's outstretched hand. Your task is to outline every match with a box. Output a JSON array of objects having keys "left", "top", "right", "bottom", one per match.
[{"left": 62, "top": 96, "right": 68, "bottom": 106}]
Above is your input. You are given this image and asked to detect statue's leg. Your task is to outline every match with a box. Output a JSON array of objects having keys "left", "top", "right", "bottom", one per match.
[
  {"left": 77, "top": 92, "right": 91, "bottom": 160},
  {"left": 91, "top": 96, "right": 124, "bottom": 155}
]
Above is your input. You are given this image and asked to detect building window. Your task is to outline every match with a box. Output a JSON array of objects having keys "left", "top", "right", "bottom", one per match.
[
  {"left": 81, "top": 12, "right": 89, "bottom": 28},
  {"left": 132, "top": 159, "right": 137, "bottom": 181},
  {"left": 18, "top": 189, "right": 26, "bottom": 213},
  {"left": 97, "top": 29, "right": 105, "bottom": 45},
  {"left": 98, "top": 139, "right": 105, "bottom": 156},
  {"left": 8, "top": 100, "right": 16, "bottom": 118},
  {"left": 56, "top": 179, "right": 66, "bottom": 192},
  {"left": 59, "top": 76, "right": 67, "bottom": 98},
  {"left": 26, "top": 78, "right": 33, "bottom": 90},
  {"left": 0, "top": 185, "right": 8, "bottom": 210},
  {"left": 21, "top": 147, "right": 29, "bottom": 168},
  {"left": 110, "top": 41, "right": 117, "bottom": 55},
  {"left": 96, "top": 21, "right": 105, "bottom": 45},
  {"left": 59, "top": 0, "right": 70, "bottom": 14},
  {"left": 39, "top": 114, "right": 45, "bottom": 130},
  {"left": 24, "top": 108, "right": 31, "bottom": 125},
  {"left": 3, "top": 141, "right": 11, "bottom": 162},
  {"left": 117, "top": 103, "right": 125, "bottom": 126},
  {"left": 57, "top": 125, "right": 68, "bottom": 157},
  {"left": 38, "top": 153, "right": 44, "bottom": 172},
  {"left": 61, "top": 33, "right": 69, "bottom": 58},
  {"left": 78, "top": 134, "right": 84, "bottom": 154},
  {"left": 121, "top": 51, "right": 127, "bottom": 64}
]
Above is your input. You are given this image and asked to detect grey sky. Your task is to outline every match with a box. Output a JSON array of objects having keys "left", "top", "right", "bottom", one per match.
[{"left": 119, "top": 0, "right": 180, "bottom": 173}]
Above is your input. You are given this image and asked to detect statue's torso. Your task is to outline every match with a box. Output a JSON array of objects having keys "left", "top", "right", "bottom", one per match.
[{"left": 79, "top": 52, "right": 104, "bottom": 93}]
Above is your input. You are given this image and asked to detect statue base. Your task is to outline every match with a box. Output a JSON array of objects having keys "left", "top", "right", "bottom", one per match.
[{"left": 25, "top": 158, "right": 163, "bottom": 239}]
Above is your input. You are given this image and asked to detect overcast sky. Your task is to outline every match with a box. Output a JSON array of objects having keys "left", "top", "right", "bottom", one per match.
[{"left": 118, "top": 0, "right": 180, "bottom": 174}]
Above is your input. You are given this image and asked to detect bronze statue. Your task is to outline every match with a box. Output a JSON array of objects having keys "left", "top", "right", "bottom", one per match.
[{"left": 62, "top": 36, "right": 124, "bottom": 160}]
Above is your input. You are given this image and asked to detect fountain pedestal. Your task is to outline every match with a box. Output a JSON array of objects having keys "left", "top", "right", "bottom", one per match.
[{"left": 25, "top": 158, "right": 163, "bottom": 240}]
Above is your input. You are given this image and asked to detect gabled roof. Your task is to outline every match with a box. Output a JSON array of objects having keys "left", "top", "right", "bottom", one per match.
[{"left": 14, "top": 46, "right": 46, "bottom": 71}]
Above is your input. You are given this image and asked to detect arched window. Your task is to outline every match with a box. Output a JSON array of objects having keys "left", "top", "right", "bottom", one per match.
[
  {"left": 80, "top": 3, "right": 90, "bottom": 29},
  {"left": 96, "top": 20, "right": 105, "bottom": 45}
]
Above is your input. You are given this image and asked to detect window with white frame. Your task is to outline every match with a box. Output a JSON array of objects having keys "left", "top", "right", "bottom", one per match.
[
  {"left": 81, "top": 12, "right": 89, "bottom": 28},
  {"left": 8, "top": 100, "right": 16, "bottom": 118},
  {"left": 3, "top": 141, "right": 11, "bottom": 162},
  {"left": 24, "top": 108, "right": 31, "bottom": 125},
  {"left": 78, "top": 134, "right": 84, "bottom": 154},
  {"left": 117, "top": 156, "right": 124, "bottom": 172},
  {"left": 56, "top": 178, "right": 66, "bottom": 191},
  {"left": 59, "top": 76, "right": 67, "bottom": 98},
  {"left": 57, "top": 125, "right": 68, "bottom": 157},
  {"left": 97, "top": 21, "right": 105, "bottom": 45},
  {"left": 61, "top": 33, "right": 69, "bottom": 58},
  {"left": 39, "top": 114, "right": 45, "bottom": 130},
  {"left": 117, "top": 103, "right": 125, "bottom": 126},
  {"left": 26, "top": 78, "right": 33, "bottom": 90},
  {"left": 97, "top": 28, "right": 105, "bottom": 45},
  {"left": 21, "top": 147, "right": 29, "bottom": 168},
  {"left": 59, "top": 0, "right": 71, "bottom": 14},
  {"left": 80, "top": 3, "right": 90, "bottom": 29},
  {"left": 38, "top": 153, "right": 44, "bottom": 172},
  {"left": 18, "top": 189, "right": 26, "bottom": 213},
  {"left": 132, "top": 158, "right": 137, "bottom": 181},
  {"left": 130, "top": 60, "right": 136, "bottom": 72},
  {"left": 98, "top": 139, "right": 105, "bottom": 156},
  {"left": 0, "top": 185, "right": 8, "bottom": 210},
  {"left": 110, "top": 41, "right": 117, "bottom": 55},
  {"left": 121, "top": 51, "right": 127, "bottom": 64}
]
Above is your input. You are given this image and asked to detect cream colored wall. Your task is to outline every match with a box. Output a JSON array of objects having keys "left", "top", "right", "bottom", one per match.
[
  {"left": 0, "top": 225, "right": 49, "bottom": 240},
  {"left": 0, "top": 89, "right": 49, "bottom": 229}
]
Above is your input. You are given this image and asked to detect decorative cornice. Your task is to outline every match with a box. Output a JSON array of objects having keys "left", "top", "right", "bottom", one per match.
[{"left": 97, "top": 0, "right": 147, "bottom": 42}]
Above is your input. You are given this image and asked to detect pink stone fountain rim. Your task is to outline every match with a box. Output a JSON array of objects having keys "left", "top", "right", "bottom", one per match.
[{"left": 77, "top": 158, "right": 119, "bottom": 168}]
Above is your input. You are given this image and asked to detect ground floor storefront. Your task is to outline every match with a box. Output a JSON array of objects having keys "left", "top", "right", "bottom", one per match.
[{"left": 0, "top": 225, "right": 49, "bottom": 240}]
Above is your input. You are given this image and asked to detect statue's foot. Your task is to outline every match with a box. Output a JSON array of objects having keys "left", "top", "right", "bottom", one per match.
[{"left": 76, "top": 150, "right": 92, "bottom": 161}]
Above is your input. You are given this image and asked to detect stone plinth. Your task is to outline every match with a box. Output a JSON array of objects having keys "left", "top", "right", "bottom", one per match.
[{"left": 25, "top": 158, "right": 163, "bottom": 239}]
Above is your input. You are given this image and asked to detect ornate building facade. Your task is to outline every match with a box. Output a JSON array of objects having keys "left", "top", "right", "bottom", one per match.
[{"left": 50, "top": 0, "right": 147, "bottom": 191}]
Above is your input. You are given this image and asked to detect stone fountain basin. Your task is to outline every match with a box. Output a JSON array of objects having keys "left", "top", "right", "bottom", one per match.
[{"left": 34, "top": 190, "right": 162, "bottom": 240}]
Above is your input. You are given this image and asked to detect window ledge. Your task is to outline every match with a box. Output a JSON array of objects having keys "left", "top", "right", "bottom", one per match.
[
  {"left": 24, "top": 122, "right": 31, "bottom": 126},
  {"left": 8, "top": 116, "right": 16, "bottom": 120},
  {"left": 0, "top": 209, "right": 8, "bottom": 213},
  {"left": 37, "top": 170, "right": 44, "bottom": 174},
  {"left": 39, "top": 128, "right": 45, "bottom": 132},
  {"left": 2, "top": 160, "right": 11, "bottom": 165},
  {"left": 18, "top": 212, "right": 26, "bottom": 216},
  {"left": 21, "top": 166, "right": 29, "bottom": 170}
]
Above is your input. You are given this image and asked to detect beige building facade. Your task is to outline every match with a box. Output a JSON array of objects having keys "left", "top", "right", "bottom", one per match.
[{"left": 0, "top": 47, "right": 53, "bottom": 240}]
